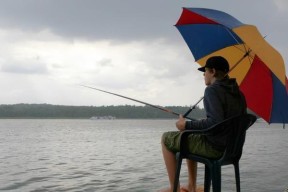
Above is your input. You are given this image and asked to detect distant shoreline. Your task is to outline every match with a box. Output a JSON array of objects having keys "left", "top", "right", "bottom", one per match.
[{"left": 0, "top": 103, "right": 205, "bottom": 119}]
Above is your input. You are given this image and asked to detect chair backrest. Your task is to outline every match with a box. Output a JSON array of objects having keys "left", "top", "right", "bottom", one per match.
[{"left": 219, "top": 114, "right": 256, "bottom": 165}]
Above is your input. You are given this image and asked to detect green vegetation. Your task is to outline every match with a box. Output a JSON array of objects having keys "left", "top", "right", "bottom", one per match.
[{"left": 0, "top": 104, "right": 206, "bottom": 119}]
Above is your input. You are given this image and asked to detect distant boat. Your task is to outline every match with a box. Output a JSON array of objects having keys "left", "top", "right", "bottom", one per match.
[{"left": 90, "top": 116, "right": 116, "bottom": 120}]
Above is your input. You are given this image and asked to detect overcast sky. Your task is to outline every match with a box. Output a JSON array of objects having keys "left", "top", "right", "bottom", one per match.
[{"left": 0, "top": 0, "right": 287, "bottom": 107}]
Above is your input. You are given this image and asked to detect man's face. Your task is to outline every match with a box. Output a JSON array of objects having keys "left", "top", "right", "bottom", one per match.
[{"left": 204, "top": 68, "right": 215, "bottom": 86}]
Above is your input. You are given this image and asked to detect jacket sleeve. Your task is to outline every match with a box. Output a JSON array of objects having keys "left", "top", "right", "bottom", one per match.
[{"left": 185, "top": 86, "right": 225, "bottom": 130}]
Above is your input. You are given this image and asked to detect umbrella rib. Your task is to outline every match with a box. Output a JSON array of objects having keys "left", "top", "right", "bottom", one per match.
[
  {"left": 225, "top": 27, "right": 254, "bottom": 65},
  {"left": 231, "top": 44, "right": 251, "bottom": 57},
  {"left": 228, "top": 49, "right": 252, "bottom": 74},
  {"left": 225, "top": 27, "right": 242, "bottom": 45}
]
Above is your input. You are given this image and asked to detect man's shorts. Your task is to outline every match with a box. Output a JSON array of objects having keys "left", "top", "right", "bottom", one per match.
[{"left": 162, "top": 131, "right": 223, "bottom": 159}]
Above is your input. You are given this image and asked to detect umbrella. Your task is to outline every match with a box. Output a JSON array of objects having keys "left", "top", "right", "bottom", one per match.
[{"left": 175, "top": 8, "right": 288, "bottom": 124}]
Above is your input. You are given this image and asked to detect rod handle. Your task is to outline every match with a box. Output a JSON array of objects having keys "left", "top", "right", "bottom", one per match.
[{"left": 183, "top": 108, "right": 193, "bottom": 118}]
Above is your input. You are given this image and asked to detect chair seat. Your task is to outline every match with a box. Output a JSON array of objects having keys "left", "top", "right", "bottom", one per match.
[{"left": 173, "top": 114, "right": 257, "bottom": 192}]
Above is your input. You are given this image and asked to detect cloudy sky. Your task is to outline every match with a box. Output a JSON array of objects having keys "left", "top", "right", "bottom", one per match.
[{"left": 0, "top": 0, "right": 287, "bottom": 107}]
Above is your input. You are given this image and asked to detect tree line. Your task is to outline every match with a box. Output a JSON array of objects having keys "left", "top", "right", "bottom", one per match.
[{"left": 0, "top": 104, "right": 206, "bottom": 119}]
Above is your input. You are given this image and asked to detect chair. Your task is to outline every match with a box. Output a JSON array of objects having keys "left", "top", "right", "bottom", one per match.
[{"left": 173, "top": 114, "right": 257, "bottom": 192}]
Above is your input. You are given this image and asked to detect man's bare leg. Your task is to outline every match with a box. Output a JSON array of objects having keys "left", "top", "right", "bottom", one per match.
[
  {"left": 161, "top": 139, "right": 180, "bottom": 192},
  {"left": 180, "top": 160, "right": 197, "bottom": 192}
]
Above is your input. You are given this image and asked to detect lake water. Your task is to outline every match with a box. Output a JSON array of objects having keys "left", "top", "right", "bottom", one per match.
[{"left": 0, "top": 119, "right": 287, "bottom": 192}]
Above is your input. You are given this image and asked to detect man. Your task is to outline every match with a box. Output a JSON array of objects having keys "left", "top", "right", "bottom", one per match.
[{"left": 161, "top": 56, "right": 247, "bottom": 192}]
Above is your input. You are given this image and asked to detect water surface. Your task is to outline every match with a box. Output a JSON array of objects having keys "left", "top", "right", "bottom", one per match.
[{"left": 0, "top": 119, "right": 287, "bottom": 191}]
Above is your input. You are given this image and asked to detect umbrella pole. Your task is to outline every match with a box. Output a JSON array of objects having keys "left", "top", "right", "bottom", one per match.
[
  {"left": 81, "top": 85, "right": 196, "bottom": 120},
  {"left": 228, "top": 50, "right": 251, "bottom": 74}
]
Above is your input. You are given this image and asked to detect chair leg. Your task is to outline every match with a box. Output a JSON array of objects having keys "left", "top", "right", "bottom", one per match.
[
  {"left": 234, "top": 162, "right": 241, "bottom": 192},
  {"left": 204, "top": 165, "right": 211, "bottom": 192},
  {"left": 173, "top": 153, "right": 183, "bottom": 192},
  {"left": 211, "top": 165, "right": 221, "bottom": 192}
]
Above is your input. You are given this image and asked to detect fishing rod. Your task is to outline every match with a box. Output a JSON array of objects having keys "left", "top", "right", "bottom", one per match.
[
  {"left": 81, "top": 85, "right": 202, "bottom": 120},
  {"left": 183, "top": 96, "right": 204, "bottom": 117}
]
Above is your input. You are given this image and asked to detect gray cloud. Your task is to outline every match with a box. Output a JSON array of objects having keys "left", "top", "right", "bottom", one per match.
[
  {"left": 98, "top": 58, "right": 113, "bottom": 67},
  {"left": 0, "top": 0, "right": 286, "bottom": 67},
  {"left": 1, "top": 58, "right": 48, "bottom": 74},
  {"left": 0, "top": 0, "right": 186, "bottom": 41},
  {"left": 1, "top": 0, "right": 283, "bottom": 42},
  {"left": 0, "top": 0, "right": 287, "bottom": 106}
]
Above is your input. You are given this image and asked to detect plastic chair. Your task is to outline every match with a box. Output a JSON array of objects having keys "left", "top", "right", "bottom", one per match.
[{"left": 173, "top": 114, "right": 257, "bottom": 192}]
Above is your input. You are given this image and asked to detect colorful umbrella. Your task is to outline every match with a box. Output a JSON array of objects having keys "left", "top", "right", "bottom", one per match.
[{"left": 175, "top": 8, "right": 288, "bottom": 124}]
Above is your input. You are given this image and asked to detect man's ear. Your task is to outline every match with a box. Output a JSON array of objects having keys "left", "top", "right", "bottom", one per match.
[{"left": 212, "top": 68, "right": 216, "bottom": 76}]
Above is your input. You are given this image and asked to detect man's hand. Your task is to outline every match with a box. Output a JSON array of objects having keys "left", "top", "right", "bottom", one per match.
[{"left": 176, "top": 115, "right": 186, "bottom": 131}]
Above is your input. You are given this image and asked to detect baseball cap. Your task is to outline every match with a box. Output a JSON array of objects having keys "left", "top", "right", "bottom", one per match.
[{"left": 198, "top": 56, "right": 229, "bottom": 73}]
